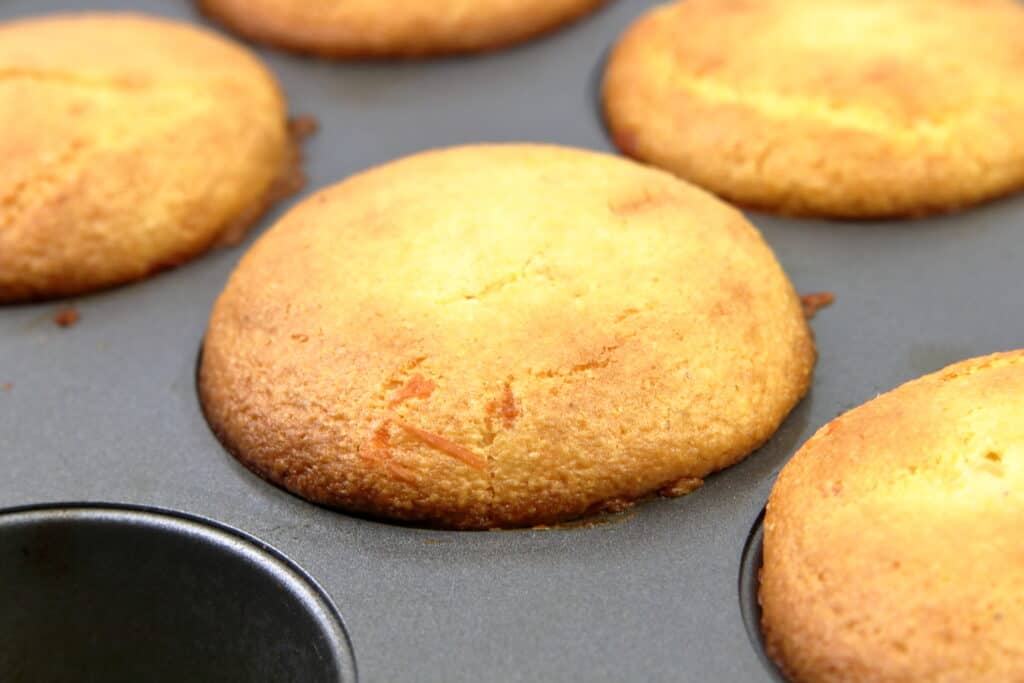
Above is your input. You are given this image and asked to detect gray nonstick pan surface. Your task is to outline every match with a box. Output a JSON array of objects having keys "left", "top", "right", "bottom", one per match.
[{"left": 2, "top": 1, "right": 1023, "bottom": 681}]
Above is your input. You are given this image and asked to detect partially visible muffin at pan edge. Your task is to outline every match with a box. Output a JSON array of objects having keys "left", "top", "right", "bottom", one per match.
[
  {"left": 761, "top": 350, "right": 1024, "bottom": 682},
  {"left": 197, "top": 0, "right": 608, "bottom": 58},
  {"left": 199, "top": 144, "right": 816, "bottom": 529},
  {"left": 0, "top": 13, "right": 294, "bottom": 303},
  {"left": 604, "top": 0, "right": 1024, "bottom": 218}
]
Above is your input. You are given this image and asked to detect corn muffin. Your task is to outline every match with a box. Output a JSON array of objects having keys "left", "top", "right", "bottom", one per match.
[
  {"left": 761, "top": 351, "right": 1024, "bottom": 682},
  {"left": 198, "top": 0, "right": 608, "bottom": 58},
  {"left": 200, "top": 144, "right": 816, "bottom": 529},
  {"left": 604, "top": 0, "right": 1024, "bottom": 217},
  {"left": 0, "top": 13, "right": 294, "bottom": 302}
]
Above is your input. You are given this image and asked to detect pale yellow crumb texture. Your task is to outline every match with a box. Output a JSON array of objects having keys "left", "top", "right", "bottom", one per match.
[
  {"left": 198, "top": 0, "right": 608, "bottom": 57},
  {"left": 200, "top": 144, "right": 815, "bottom": 529},
  {"left": 604, "top": 0, "right": 1024, "bottom": 217},
  {"left": 761, "top": 350, "right": 1024, "bottom": 682},
  {"left": 0, "top": 13, "right": 289, "bottom": 302}
]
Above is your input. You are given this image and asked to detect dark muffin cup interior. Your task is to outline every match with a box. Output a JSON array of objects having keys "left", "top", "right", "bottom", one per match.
[
  {"left": 739, "top": 509, "right": 787, "bottom": 683},
  {"left": 0, "top": 504, "right": 356, "bottom": 683}
]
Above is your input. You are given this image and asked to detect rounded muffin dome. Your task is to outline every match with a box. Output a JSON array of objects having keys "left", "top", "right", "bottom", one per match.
[
  {"left": 762, "top": 351, "right": 1024, "bottom": 682},
  {"left": 0, "top": 13, "right": 290, "bottom": 302},
  {"left": 603, "top": 0, "right": 1024, "bottom": 217},
  {"left": 198, "top": 0, "right": 608, "bottom": 58},
  {"left": 200, "top": 144, "right": 815, "bottom": 529}
]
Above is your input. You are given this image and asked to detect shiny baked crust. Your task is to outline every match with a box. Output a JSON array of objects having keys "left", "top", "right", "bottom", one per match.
[{"left": 603, "top": 0, "right": 1024, "bottom": 218}]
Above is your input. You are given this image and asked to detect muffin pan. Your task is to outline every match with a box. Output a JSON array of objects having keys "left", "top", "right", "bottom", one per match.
[
  {"left": 2, "top": 0, "right": 1023, "bottom": 681},
  {"left": 739, "top": 514, "right": 785, "bottom": 682},
  {"left": 0, "top": 504, "right": 355, "bottom": 683}
]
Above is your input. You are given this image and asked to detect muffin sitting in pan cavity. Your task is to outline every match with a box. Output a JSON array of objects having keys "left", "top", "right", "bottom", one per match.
[
  {"left": 0, "top": 13, "right": 299, "bottom": 303},
  {"left": 603, "top": 0, "right": 1024, "bottom": 218},
  {"left": 199, "top": 144, "right": 816, "bottom": 529},
  {"left": 196, "top": 0, "right": 608, "bottom": 58},
  {"left": 761, "top": 351, "right": 1024, "bottom": 683}
]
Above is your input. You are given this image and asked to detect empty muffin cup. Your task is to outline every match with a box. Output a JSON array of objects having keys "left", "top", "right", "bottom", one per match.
[{"left": 0, "top": 504, "right": 356, "bottom": 683}]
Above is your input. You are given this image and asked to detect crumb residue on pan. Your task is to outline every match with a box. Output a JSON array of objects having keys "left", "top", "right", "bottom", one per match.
[
  {"left": 53, "top": 307, "right": 80, "bottom": 328},
  {"left": 801, "top": 292, "right": 835, "bottom": 318},
  {"left": 1, "top": 383, "right": 12, "bottom": 392},
  {"left": 531, "top": 507, "right": 639, "bottom": 531},
  {"left": 659, "top": 477, "right": 704, "bottom": 497},
  {"left": 288, "top": 114, "right": 319, "bottom": 141}
]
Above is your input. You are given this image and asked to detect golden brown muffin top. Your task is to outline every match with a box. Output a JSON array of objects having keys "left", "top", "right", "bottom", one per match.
[
  {"left": 762, "top": 350, "right": 1024, "bottom": 682},
  {"left": 0, "top": 13, "right": 288, "bottom": 301},
  {"left": 198, "top": 0, "right": 608, "bottom": 57},
  {"left": 200, "top": 144, "right": 815, "bottom": 528},
  {"left": 604, "top": 0, "right": 1024, "bottom": 217}
]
